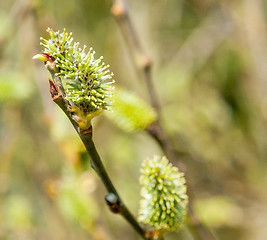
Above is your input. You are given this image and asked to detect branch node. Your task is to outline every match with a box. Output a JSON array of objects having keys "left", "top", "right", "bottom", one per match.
[
  {"left": 111, "top": 3, "right": 126, "bottom": 18},
  {"left": 49, "top": 79, "right": 62, "bottom": 101},
  {"left": 105, "top": 193, "right": 123, "bottom": 214},
  {"left": 142, "top": 55, "right": 152, "bottom": 71},
  {"left": 145, "top": 230, "right": 163, "bottom": 240},
  {"left": 80, "top": 126, "right": 92, "bottom": 135},
  {"left": 111, "top": 2, "right": 126, "bottom": 18}
]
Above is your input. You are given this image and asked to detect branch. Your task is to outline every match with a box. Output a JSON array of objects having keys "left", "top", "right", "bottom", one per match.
[
  {"left": 111, "top": 0, "right": 160, "bottom": 112},
  {"left": 111, "top": 1, "right": 217, "bottom": 240},
  {"left": 49, "top": 80, "right": 147, "bottom": 240}
]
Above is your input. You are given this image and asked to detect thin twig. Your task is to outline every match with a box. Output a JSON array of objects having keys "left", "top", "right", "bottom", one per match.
[
  {"left": 49, "top": 81, "right": 147, "bottom": 240},
  {"left": 111, "top": 1, "right": 217, "bottom": 240},
  {"left": 79, "top": 130, "right": 146, "bottom": 239},
  {"left": 111, "top": 0, "right": 160, "bottom": 112},
  {"left": 111, "top": 0, "right": 178, "bottom": 167}
]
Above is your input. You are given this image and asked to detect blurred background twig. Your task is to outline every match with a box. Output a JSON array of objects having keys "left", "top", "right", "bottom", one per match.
[{"left": 111, "top": 1, "right": 217, "bottom": 239}]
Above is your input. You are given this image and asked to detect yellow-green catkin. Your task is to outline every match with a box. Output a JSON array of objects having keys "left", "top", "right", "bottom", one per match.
[
  {"left": 107, "top": 88, "right": 156, "bottom": 132},
  {"left": 35, "top": 28, "right": 114, "bottom": 119},
  {"left": 138, "top": 156, "right": 188, "bottom": 232}
]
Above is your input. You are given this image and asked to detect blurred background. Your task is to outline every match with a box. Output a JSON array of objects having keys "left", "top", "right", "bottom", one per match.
[{"left": 1, "top": 0, "right": 267, "bottom": 239}]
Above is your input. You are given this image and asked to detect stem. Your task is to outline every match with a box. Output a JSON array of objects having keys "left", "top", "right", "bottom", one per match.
[
  {"left": 80, "top": 131, "right": 146, "bottom": 239},
  {"left": 50, "top": 84, "right": 146, "bottom": 240},
  {"left": 111, "top": 0, "right": 177, "bottom": 164},
  {"left": 111, "top": 1, "right": 217, "bottom": 240},
  {"left": 79, "top": 131, "right": 116, "bottom": 193}
]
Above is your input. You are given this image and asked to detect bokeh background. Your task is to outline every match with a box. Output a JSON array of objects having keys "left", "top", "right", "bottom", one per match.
[{"left": 1, "top": 0, "right": 267, "bottom": 239}]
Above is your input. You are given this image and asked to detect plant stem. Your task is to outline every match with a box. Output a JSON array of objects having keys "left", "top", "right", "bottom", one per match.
[
  {"left": 80, "top": 130, "right": 146, "bottom": 239},
  {"left": 111, "top": 1, "right": 217, "bottom": 240},
  {"left": 50, "top": 84, "right": 146, "bottom": 240}
]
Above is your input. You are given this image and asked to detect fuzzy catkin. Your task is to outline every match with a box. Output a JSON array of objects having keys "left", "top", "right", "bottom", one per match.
[
  {"left": 107, "top": 88, "right": 156, "bottom": 132},
  {"left": 138, "top": 156, "right": 188, "bottom": 232},
  {"left": 41, "top": 28, "right": 114, "bottom": 115}
]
